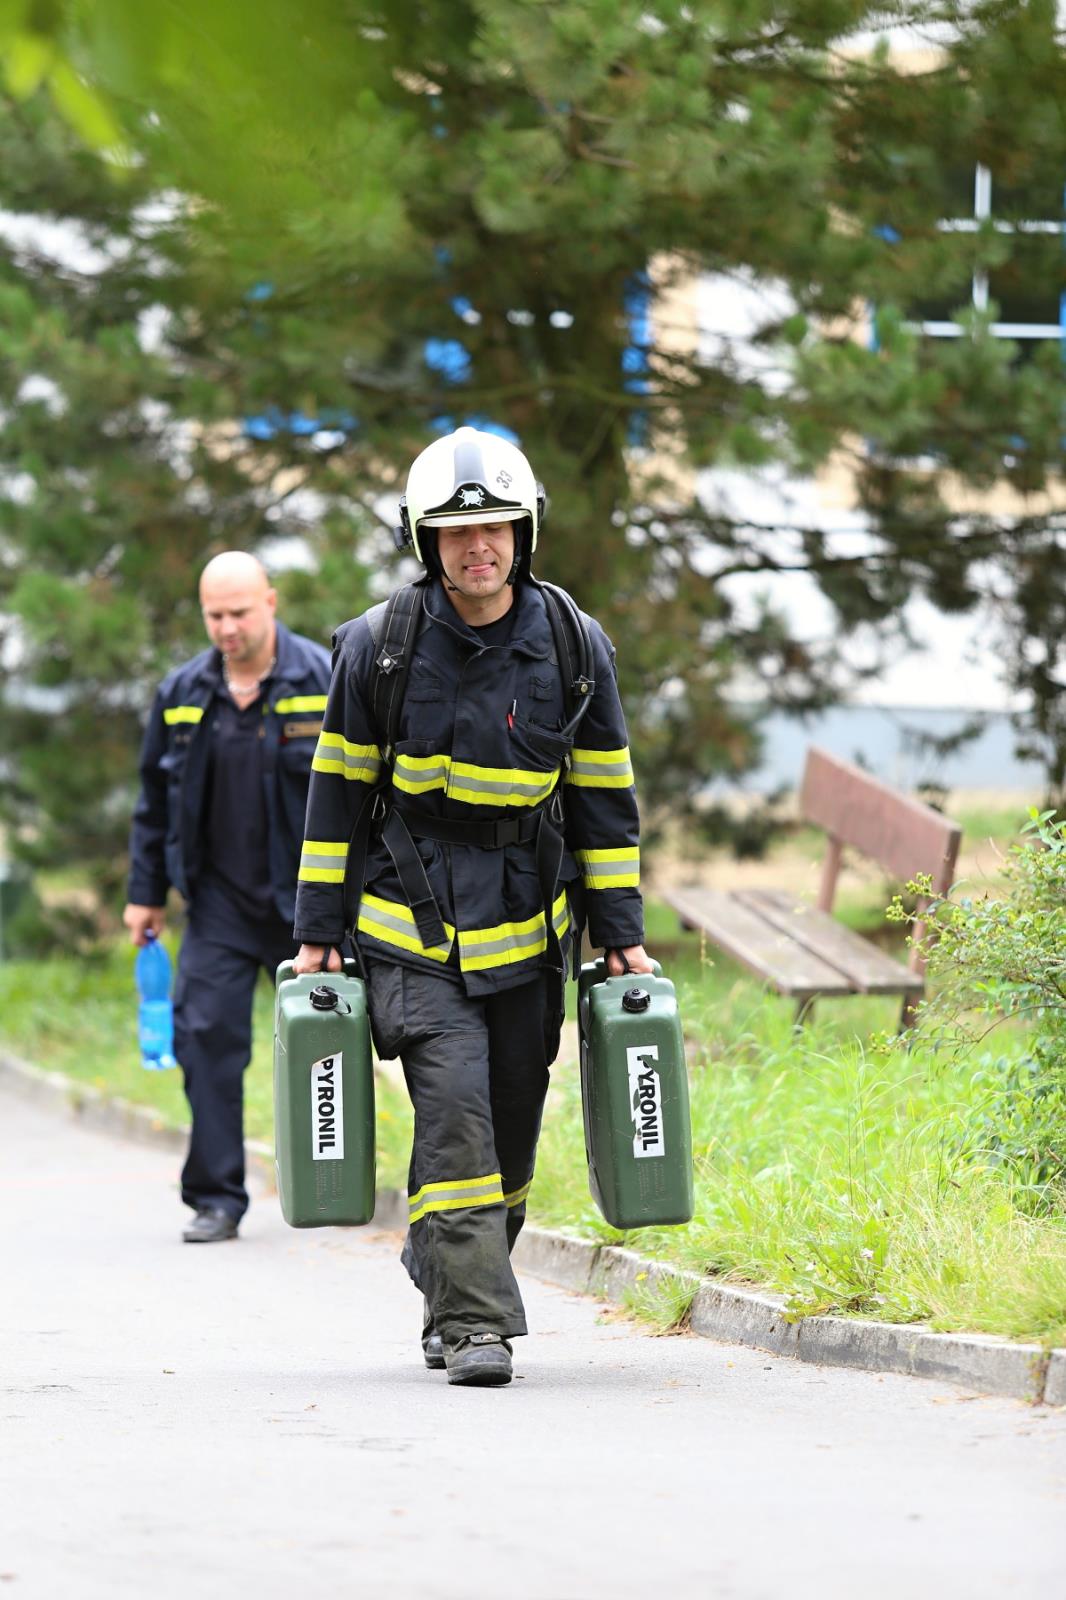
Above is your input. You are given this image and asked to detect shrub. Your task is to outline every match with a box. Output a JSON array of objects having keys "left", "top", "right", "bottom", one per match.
[{"left": 890, "top": 810, "right": 1066, "bottom": 1200}]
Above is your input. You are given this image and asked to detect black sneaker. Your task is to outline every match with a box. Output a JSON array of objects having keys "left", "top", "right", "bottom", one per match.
[
  {"left": 182, "top": 1207, "right": 238, "bottom": 1244},
  {"left": 444, "top": 1332, "right": 513, "bottom": 1387},
  {"left": 423, "top": 1329, "right": 446, "bottom": 1370}
]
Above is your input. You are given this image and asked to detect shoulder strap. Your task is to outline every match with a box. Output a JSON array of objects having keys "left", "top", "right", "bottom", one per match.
[
  {"left": 366, "top": 581, "right": 426, "bottom": 756},
  {"left": 537, "top": 580, "right": 595, "bottom": 735}
]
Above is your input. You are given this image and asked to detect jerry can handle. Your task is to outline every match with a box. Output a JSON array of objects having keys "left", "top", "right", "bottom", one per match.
[{"left": 606, "top": 947, "right": 632, "bottom": 975}]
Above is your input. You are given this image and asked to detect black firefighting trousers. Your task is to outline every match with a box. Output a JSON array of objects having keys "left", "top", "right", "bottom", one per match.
[{"left": 365, "top": 960, "right": 565, "bottom": 1346}]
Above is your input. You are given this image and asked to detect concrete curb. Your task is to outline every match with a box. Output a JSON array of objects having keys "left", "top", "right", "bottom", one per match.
[
  {"left": 510, "top": 1227, "right": 1060, "bottom": 1405},
  {"left": 3, "top": 1048, "right": 1061, "bottom": 1404}
]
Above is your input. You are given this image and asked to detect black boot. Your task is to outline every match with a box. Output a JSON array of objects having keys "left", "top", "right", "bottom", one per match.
[{"left": 444, "top": 1333, "right": 513, "bottom": 1387}]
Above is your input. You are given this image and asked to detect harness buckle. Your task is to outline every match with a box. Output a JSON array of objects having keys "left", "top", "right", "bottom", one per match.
[{"left": 376, "top": 648, "right": 403, "bottom": 676}]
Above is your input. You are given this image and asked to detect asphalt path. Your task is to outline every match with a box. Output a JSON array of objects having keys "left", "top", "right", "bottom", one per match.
[{"left": 1, "top": 1088, "right": 1064, "bottom": 1600}]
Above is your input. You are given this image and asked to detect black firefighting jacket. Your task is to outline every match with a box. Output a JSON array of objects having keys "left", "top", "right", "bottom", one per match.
[
  {"left": 127, "top": 622, "right": 332, "bottom": 923},
  {"left": 293, "top": 578, "right": 644, "bottom": 996}
]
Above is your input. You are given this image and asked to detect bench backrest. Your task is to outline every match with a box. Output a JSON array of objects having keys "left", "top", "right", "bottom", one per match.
[{"left": 799, "top": 746, "right": 962, "bottom": 898}]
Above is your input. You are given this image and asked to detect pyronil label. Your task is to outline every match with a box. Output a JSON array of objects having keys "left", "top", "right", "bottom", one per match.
[
  {"left": 311, "top": 1051, "right": 344, "bottom": 1161},
  {"left": 627, "top": 1044, "right": 664, "bottom": 1159}
]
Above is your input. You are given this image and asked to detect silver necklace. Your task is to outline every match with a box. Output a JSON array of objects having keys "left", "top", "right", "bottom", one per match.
[{"left": 223, "top": 652, "right": 275, "bottom": 696}]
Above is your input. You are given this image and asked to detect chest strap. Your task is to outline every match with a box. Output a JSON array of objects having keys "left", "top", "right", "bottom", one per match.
[
  {"left": 392, "top": 797, "right": 549, "bottom": 849},
  {"left": 377, "top": 793, "right": 567, "bottom": 971}
]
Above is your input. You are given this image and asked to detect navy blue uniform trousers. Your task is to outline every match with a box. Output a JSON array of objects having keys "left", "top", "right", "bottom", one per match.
[{"left": 173, "top": 902, "right": 297, "bottom": 1222}]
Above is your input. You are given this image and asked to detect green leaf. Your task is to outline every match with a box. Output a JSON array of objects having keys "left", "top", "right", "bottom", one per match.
[
  {"left": 48, "top": 58, "right": 125, "bottom": 154},
  {"left": 4, "top": 32, "right": 54, "bottom": 99}
]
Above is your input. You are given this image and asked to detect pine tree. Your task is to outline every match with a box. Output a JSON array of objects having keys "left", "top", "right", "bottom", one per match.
[{"left": 2, "top": 2, "right": 1065, "bottom": 917}]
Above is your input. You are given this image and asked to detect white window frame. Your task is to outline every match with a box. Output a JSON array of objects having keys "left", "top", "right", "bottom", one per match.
[{"left": 914, "top": 163, "right": 1065, "bottom": 340}]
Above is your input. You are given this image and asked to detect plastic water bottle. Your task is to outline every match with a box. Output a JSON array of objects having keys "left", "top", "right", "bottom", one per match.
[{"left": 136, "top": 930, "right": 176, "bottom": 1071}]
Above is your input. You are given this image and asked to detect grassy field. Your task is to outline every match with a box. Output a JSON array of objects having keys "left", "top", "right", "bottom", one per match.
[{"left": 2, "top": 818, "right": 1063, "bottom": 1346}]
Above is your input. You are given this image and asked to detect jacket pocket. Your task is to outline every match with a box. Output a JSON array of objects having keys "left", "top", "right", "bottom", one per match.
[{"left": 509, "top": 712, "right": 571, "bottom": 768}]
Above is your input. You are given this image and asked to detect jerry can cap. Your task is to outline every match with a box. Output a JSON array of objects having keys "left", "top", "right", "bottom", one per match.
[
  {"left": 622, "top": 987, "right": 651, "bottom": 1013},
  {"left": 309, "top": 985, "right": 340, "bottom": 1011}
]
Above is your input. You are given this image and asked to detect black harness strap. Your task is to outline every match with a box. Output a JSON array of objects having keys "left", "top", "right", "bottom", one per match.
[
  {"left": 352, "top": 577, "right": 595, "bottom": 971},
  {"left": 368, "top": 580, "right": 427, "bottom": 755},
  {"left": 392, "top": 797, "right": 544, "bottom": 849},
  {"left": 380, "top": 807, "right": 450, "bottom": 949}
]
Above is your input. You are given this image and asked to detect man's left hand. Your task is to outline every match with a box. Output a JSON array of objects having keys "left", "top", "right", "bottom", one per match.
[{"left": 606, "top": 944, "right": 655, "bottom": 976}]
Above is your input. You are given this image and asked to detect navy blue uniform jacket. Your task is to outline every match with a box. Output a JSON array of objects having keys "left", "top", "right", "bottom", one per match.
[{"left": 127, "top": 622, "right": 332, "bottom": 924}]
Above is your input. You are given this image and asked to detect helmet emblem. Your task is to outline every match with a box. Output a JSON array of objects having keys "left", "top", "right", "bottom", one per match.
[{"left": 458, "top": 485, "right": 486, "bottom": 509}]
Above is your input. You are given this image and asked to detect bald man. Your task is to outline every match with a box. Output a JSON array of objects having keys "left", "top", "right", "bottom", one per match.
[{"left": 124, "top": 553, "right": 332, "bottom": 1241}]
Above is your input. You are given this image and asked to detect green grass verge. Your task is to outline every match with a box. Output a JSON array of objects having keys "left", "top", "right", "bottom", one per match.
[
  {"left": 0, "top": 938, "right": 413, "bottom": 1188},
  {"left": 534, "top": 1017, "right": 1066, "bottom": 1346},
  {"left": 2, "top": 906, "right": 1062, "bottom": 1346}
]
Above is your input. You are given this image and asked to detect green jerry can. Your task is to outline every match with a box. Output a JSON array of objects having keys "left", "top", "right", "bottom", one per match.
[
  {"left": 577, "top": 959, "right": 694, "bottom": 1230},
  {"left": 274, "top": 960, "right": 376, "bottom": 1227}
]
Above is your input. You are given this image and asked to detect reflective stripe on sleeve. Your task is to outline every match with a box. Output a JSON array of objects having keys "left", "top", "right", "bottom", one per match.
[
  {"left": 298, "top": 840, "right": 349, "bottom": 884},
  {"left": 458, "top": 891, "right": 569, "bottom": 973},
  {"left": 357, "top": 893, "right": 455, "bottom": 960},
  {"left": 408, "top": 1172, "right": 505, "bottom": 1226},
  {"left": 163, "top": 705, "right": 204, "bottom": 726},
  {"left": 565, "top": 746, "right": 634, "bottom": 788},
  {"left": 312, "top": 731, "right": 383, "bottom": 783},
  {"left": 504, "top": 1180, "right": 532, "bottom": 1209},
  {"left": 576, "top": 845, "right": 641, "bottom": 890},
  {"left": 274, "top": 695, "right": 328, "bottom": 714}
]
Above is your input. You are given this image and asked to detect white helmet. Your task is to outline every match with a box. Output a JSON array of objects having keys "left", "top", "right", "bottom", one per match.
[{"left": 398, "top": 426, "right": 544, "bottom": 564}]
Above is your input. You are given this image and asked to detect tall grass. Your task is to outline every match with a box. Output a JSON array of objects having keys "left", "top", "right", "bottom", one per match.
[{"left": 533, "top": 992, "right": 1066, "bottom": 1344}]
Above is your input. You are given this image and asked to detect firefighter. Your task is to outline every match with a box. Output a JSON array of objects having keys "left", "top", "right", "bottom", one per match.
[
  {"left": 292, "top": 428, "right": 652, "bottom": 1385},
  {"left": 124, "top": 552, "right": 332, "bottom": 1242}
]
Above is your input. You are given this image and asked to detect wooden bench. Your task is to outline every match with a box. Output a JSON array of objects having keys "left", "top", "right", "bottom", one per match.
[{"left": 662, "top": 746, "right": 963, "bottom": 1025}]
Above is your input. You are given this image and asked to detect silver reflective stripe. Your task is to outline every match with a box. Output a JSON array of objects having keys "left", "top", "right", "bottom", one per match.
[
  {"left": 452, "top": 772, "right": 551, "bottom": 798},
  {"left": 408, "top": 1177, "right": 503, "bottom": 1213},
  {"left": 394, "top": 756, "right": 449, "bottom": 786},
  {"left": 582, "top": 857, "right": 637, "bottom": 879},
  {"left": 367, "top": 903, "right": 424, "bottom": 939},
  {"left": 342, "top": 750, "right": 382, "bottom": 778},
  {"left": 300, "top": 848, "right": 346, "bottom": 874},
  {"left": 460, "top": 921, "right": 548, "bottom": 961},
  {"left": 569, "top": 755, "right": 632, "bottom": 779}
]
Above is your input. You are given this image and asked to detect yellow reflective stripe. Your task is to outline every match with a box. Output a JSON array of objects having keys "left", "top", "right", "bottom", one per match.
[
  {"left": 392, "top": 750, "right": 560, "bottom": 808},
  {"left": 408, "top": 1172, "right": 505, "bottom": 1225},
  {"left": 274, "top": 695, "right": 328, "bottom": 714},
  {"left": 458, "top": 891, "right": 569, "bottom": 973},
  {"left": 163, "top": 705, "right": 204, "bottom": 726},
  {"left": 357, "top": 892, "right": 454, "bottom": 961},
  {"left": 393, "top": 752, "right": 450, "bottom": 796},
  {"left": 298, "top": 839, "right": 348, "bottom": 884},
  {"left": 566, "top": 746, "right": 634, "bottom": 789},
  {"left": 448, "top": 760, "right": 559, "bottom": 808},
  {"left": 504, "top": 1180, "right": 532, "bottom": 1209},
  {"left": 576, "top": 845, "right": 641, "bottom": 890},
  {"left": 312, "top": 731, "right": 383, "bottom": 783}
]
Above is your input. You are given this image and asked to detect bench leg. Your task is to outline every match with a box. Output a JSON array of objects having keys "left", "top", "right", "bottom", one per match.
[
  {"left": 899, "top": 993, "right": 919, "bottom": 1032},
  {"left": 795, "top": 996, "right": 815, "bottom": 1026}
]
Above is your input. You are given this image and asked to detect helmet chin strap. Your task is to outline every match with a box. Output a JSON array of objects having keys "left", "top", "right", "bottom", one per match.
[{"left": 505, "top": 527, "right": 525, "bottom": 586}]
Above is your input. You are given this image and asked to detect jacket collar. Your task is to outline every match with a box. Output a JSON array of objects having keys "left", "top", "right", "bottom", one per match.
[
  {"left": 192, "top": 621, "right": 305, "bottom": 690},
  {"left": 423, "top": 578, "right": 552, "bottom": 659}
]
